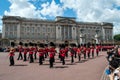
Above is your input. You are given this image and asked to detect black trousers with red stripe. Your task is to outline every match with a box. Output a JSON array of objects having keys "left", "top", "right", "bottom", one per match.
[{"left": 9, "top": 56, "right": 14, "bottom": 66}]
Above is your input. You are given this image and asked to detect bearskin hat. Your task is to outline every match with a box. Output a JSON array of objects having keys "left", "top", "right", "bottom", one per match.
[
  {"left": 39, "top": 43, "right": 44, "bottom": 48},
  {"left": 49, "top": 42, "right": 55, "bottom": 47},
  {"left": 11, "top": 42, "right": 15, "bottom": 47},
  {"left": 29, "top": 42, "right": 33, "bottom": 46},
  {"left": 24, "top": 43, "right": 28, "bottom": 47},
  {"left": 19, "top": 42, "right": 23, "bottom": 46},
  {"left": 34, "top": 43, "right": 37, "bottom": 46}
]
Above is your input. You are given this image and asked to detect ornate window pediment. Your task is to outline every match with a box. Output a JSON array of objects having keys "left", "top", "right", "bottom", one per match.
[{"left": 55, "top": 19, "right": 76, "bottom": 24}]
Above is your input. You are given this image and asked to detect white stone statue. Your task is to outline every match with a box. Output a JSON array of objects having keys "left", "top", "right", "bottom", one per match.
[
  {"left": 79, "top": 34, "right": 83, "bottom": 44},
  {"left": 95, "top": 34, "right": 99, "bottom": 44}
]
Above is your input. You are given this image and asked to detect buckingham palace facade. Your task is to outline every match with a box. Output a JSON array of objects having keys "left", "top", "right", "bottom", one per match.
[{"left": 2, "top": 16, "right": 113, "bottom": 45}]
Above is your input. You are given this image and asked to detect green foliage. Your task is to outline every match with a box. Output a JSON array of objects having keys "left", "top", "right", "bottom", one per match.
[{"left": 114, "top": 34, "right": 120, "bottom": 41}]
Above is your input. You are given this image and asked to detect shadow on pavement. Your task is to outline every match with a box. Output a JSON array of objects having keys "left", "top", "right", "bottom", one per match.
[
  {"left": 66, "top": 63, "right": 76, "bottom": 65},
  {"left": 54, "top": 66, "right": 68, "bottom": 68},
  {"left": 14, "top": 64, "right": 28, "bottom": 66},
  {"left": 75, "top": 59, "right": 88, "bottom": 63}
]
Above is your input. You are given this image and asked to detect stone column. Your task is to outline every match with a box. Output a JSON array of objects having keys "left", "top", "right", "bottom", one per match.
[
  {"left": 17, "top": 23, "right": 20, "bottom": 39},
  {"left": 2, "top": 23, "right": 5, "bottom": 38}
]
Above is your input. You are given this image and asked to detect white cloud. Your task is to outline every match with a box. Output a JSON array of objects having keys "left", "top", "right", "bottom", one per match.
[
  {"left": 3, "top": 0, "right": 120, "bottom": 34},
  {"left": 40, "top": 0, "right": 63, "bottom": 17},
  {"left": 4, "top": 0, "right": 63, "bottom": 19},
  {"left": 60, "top": 0, "right": 120, "bottom": 34},
  {"left": 4, "top": 0, "right": 41, "bottom": 18}
]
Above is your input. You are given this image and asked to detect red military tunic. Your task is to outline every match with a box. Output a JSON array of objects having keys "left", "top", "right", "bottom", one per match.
[
  {"left": 34, "top": 47, "right": 38, "bottom": 53},
  {"left": 24, "top": 47, "right": 28, "bottom": 54},
  {"left": 18, "top": 46, "right": 23, "bottom": 52},
  {"left": 96, "top": 46, "right": 99, "bottom": 53},
  {"left": 48, "top": 48, "right": 56, "bottom": 58},
  {"left": 77, "top": 48, "right": 81, "bottom": 54},
  {"left": 87, "top": 48, "right": 91, "bottom": 54},
  {"left": 38, "top": 48, "right": 44, "bottom": 57},
  {"left": 60, "top": 49, "right": 65, "bottom": 57},
  {"left": 29, "top": 47, "right": 34, "bottom": 54},
  {"left": 83, "top": 47, "right": 87, "bottom": 54}
]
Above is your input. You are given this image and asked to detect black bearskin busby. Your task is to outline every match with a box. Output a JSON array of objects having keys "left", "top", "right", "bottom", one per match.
[
  {"left": 24, "top": 43, "right": 28, "bottom": 47},
  {"left": 19, "top": 42, "right": 23, "bottom": 46},
  {"left": 49, "top": 42, "right": 55, "bottom": 47},
  {"left": 11, "top": 42, "right": 15, "bottom": 47},
  {"left": 39, "top": 43, "right": 44, "bottom": 48},
  {"left": 29, "top": 42, "right": 33, "bottom": 46}
]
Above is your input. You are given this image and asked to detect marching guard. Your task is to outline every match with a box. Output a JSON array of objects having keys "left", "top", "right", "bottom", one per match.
[
  {"left": 70, "top": 46, "right": 74, "bottom": 63},
  {"left": 60, "top": 44, "right": 65, "bottom": 65},
  {"left": 17, "top": 42, "right": 23, "bottom": 60},
  {"left": 87, "top": 46, "right": 91, "bottom": 59},
  {"left": 29, "top": 43, "right": 34, "bottom": 63},
  {"left": 9, "top": 42, "right": 15, "bottom": 66},
  {"left": 91, "top": 44, "right": 95, "bottom": 58},
  {"left": 23, "top": 43, "right": 28, "bottom": 61},
  {"left": 77, "top": 45, "right": 81, "bottom": 61},
  {"left": 34, "top": 44, "right": 38, "bottom": 60},
  {"left": 48, "top": 42, "right": 56, "bottom": 68},
  {"left": 96, "top": 44, "right": 99, "bottom": 56},
  {"left": 38, "top": 43, "right": 44, "bottom": 65},
  {"left": 83, "top": 45, "right": 87, "bottom": 59}
]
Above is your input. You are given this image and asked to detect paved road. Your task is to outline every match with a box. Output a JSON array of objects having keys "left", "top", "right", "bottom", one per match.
[{"left": 0, "top": 51, "right": 108, "bottom": 80}]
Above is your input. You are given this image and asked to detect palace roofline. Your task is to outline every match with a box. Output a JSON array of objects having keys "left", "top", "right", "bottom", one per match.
[{"left": 2, "top": 15, "right": 113, "bottom": 26}]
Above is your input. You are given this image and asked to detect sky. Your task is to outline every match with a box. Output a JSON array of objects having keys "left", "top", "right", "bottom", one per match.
[{"left": 0, "top": 0, "right": 120, "bottom": 34}]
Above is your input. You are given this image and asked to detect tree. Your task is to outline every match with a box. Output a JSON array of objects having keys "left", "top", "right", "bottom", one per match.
[{"left": 114, "top": 34, "right": 120, "bottom": 41}]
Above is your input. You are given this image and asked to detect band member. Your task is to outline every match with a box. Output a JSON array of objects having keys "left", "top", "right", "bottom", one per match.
[
  {"left": 65, "top": 44, "right": 69, "bottom": 57},
  {"left": 48, "top": 42, "right": 56, "bottom": 68},
  {"left": 29, "top": 43, "right": 34, "bottom": 63},
  {"left": 17, "top": 42, "right": 23, "bottom": 60},
  {"left": 91, "top": 44, "right": 95, "bottom": 58},
  {"left": 38, "top": 43, "right": 44, "bottom": 65},
  {"left": 60, "top": 44, "right": 65, "bottom": 65},
  {"left": 44, "top": 44, "right": 49, "bottom": 58},
  {"left": 34, "top": 44, "right": 38, "bottom": 60},
  {"left": 70, "top": 45, "right": 74, "bottom": 63},
  {"left": 96, "top": 44, "right": 99, "bottom": 56},
  {"left": 77, "top": 45, "right": 81, "bottom": 61},
  {"left": 59, "top": 44, "right": 62, "bottom": 61},
  {"left": 87, "top": 46, "right": 91, "bottom": 59},
  {"left": 9, "top": 42, "right": 15, "bottom": 66},
  {"left": 73, "top": 44, "right": 77, "bottom": 58},
  {"left": 83, "top": 44, "right": 87, "bottom": 59},
  {"left": 23, "top": 43, "right": 28, "bottom": 61}
]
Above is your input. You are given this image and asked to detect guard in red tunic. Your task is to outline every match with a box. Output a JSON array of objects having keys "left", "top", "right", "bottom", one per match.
[
  {"left": 77, "top": 45, "right": 81, "bottom": 61},
  {"left": 34, "top": 44, "right": 38, "bottom": 60},
  {"left": 17, "top": 42, "right": 23, "bottom": 60},
  {"left": 65, "top": 44, "right": 69, "bottom": 57},
  {"left": 60, "top": 44, "right": 65, "bottom": 65},
  {"left": 44, "top": 44, "right": 48, "bottom": 58},
  {"left": 73, "top": 44, "right": 77, "bottom": 58},
  {"left": 91, "top": 44, "right": 95, "bottom": 58},
  {"left": 87, "top": 46, "right": 91, "bottom": 59},
  {"left": 48, "top": 42, "right": 56, "bottom": 68},
  {"left": 38, "top": 43, "right": 44, "bottom": 65},
  {"left": 83, "top": 44, "right": 87, "bottom": 59},
  {"left": 23, "top": 43, "right": 28, "bottom": 61},
  {"left": 9, "top": 42, "right": 15, "bottom": 66},
  {"left": 29, "top": 43, "right": 34, "bottom": 63},
  {"left": 70, "top": 45, "right": 74, "bottom": 63},
  {"left": 96, "top": 44, "right": 99, "bottom": 56}
]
